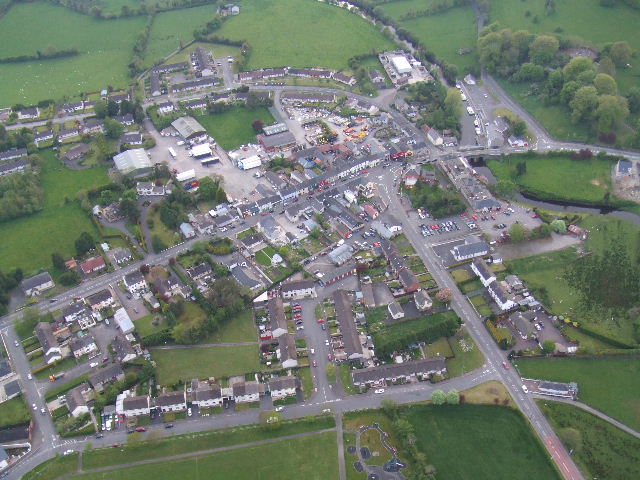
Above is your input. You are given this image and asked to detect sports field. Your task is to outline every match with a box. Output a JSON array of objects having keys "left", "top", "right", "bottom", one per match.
[
  {"left": 215, "top": 0, "right": 395, "bottom": 70},
  {"left": 196, "top": 106, "right": 275, "bottom": 150},
  {"left": 0, "top": 150, "right": 109, "bottom": 274},
  {"left": 0, "top": 2, "right": 145, "bottom": 105}
]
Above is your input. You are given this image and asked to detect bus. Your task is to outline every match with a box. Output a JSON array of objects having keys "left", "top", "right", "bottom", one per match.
[{"left": 168, "top": 147, "right": 177, "bottom": 159}]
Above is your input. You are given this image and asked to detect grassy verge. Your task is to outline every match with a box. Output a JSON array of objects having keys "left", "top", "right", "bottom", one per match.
[{"left": 338, "top": 363, "right": 357, "bottom": 395}]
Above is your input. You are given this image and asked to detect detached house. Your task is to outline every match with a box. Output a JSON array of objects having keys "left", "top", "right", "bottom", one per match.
[
  {"left": 65, "top": 383, "right": 91, "bottom": 417},
  {"left": 70, "top": 334, "right": 98, "bottom": 359},
  {"left": 35, "top": 322, "right": 62, "bottom": 364},
  {"left": 21, "top": 272, "right": 54, "bottom": 297},
  {"left": 414, "top": 290, "right": 433, "bottom": 311},
  {"left": 112, "top": 335, "right": 137, "bottom": 363},
  {"left": 86, "top": 289, "right": 115, "bottom": 311},
  {"left": 63, "top": 302, "right": 89, "bottom": 323},
  {"left": 123, "top": 271, "right": 147, "bottom": 296},
  {"left": 451, "top": 236, "right": 489, "bottom": 262},
  {"left": 388, "top": 301, "right": 405, "bottom": 320},
  {"left": 80, "top": 256, "right": 106, "bottom": 275},
  {"left": 89, "top": 364, "right": 125, "bottom": 392},
  {"left": 257, "top": 215, "right": 287, "bottom": 245}
]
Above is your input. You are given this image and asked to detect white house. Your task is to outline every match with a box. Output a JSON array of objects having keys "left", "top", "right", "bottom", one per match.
[
  {"left": 65, "top": 383, "right": 91, "bottom": 417},
  {"left": 232, "top": 381, "right": 260, "bottom": 403},
  {"left": 70, "top": 335, "right": 98, "bottom": 359},
  {"left": 85, "top": 289, "right": 115, "bottom": 311},
  {"left": 280, "top": 280, "right": 316, "bottom": 300},
  {"left": 123, "top": 271, "right": 147, "bottom": 296},
  {"left": 414, "top": 290, "right": 433, "bottom": 311},
  {"left": 451, "top": 236, "right": 489, "bottom": 262},
  {"left": 388, "top": 301, "right": 405, "bottom": 320},
  {"left": 268, "top": 376, "right": 297, "bottom": 400},
  {"left": 192, "top": 383, "right": 223, "bottom": 408},
  {"left": 471, "top": 259, "right": 496, "bottom": 287},
  {"left": 21, "top": 272, "right": 54, "bottom": 297},
  {"left": 154, "top": 391, "right": 186, "bottom": 412},
  {"left": 122, "top": 395, "right": 151, "bottom": 416},
  {"left": 487, "top": 280, "right": 517, "bottom": 311}
]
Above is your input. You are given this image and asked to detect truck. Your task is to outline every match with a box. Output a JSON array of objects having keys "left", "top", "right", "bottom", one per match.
[
  {"left": 168, "top": 147, "right": 177, "bottom": 159},
  {"left": 49, "top": 372, "right": 65, "bottom": 382}
]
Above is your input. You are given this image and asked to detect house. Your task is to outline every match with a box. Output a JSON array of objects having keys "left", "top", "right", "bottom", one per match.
[
  {"left": 34, "top": 130, "right": 54, "bottom": 146},
  {"left": 240, "top": 234, "right": 265, "bottom": 253},
  {"left": 113, "top": 113, "right": 135, "bottom": 126},
  {"left": 70, "top": 334, "right": 98, "bottom": 359},
  {"left": 505, "top": 274, "right": 524, "bottom": 293},
  {"left": 77, "top": 311, "right": 99, "bottom": 330},
  {"left": 281, "top": 280, "right": 316, "bottom": 300},
  {"left": 186, "top": 263, "right": 213, "bottom": 282},
  {"left": 219, "top": 3, "right": 240, "bottom": 15},
  {"left": 85, "top": 289, "right": 115, "bottom": 311},
  {"left": 21, "top": 272, "right": 54, "bottom": 297},
  {"left": 154, "top": 390, "right": 186, "bottom": 412},
  {"left": 122, "top": 395, "right": 151, "bottom": 416},
  {"left": 538, "top": 381, "right": 578, "bottom": 399},
  {"left": 136, "top": 181, "right": 165, "bottom": 196},
  {"left": 192, "top": 383, "right": 223, "bottom": 407},
  {"left": 269, "top": 297, "right": 288, "bottom": 338},
  {"left": 616, "top": 159, "right": 633, "bottom": 178},
  {"left": 88, "top": 364, "right": 125, "bottom": 391},
  {"left": 155, "top": 275, "right": 182, "bottom": 298},
  {"left": 333, "top": 72, "right": 357, "bottom": 86},
  {"left": 398, "top": 269, "right": 420, "bottom": 294},
  {"left": 328, "top": 244, "right": 354, "bottom": 266},
  {"left": 179, "top": 222, "right": 196, "bottom": 239},
  {"left": 65, "top": 383, "right": 91, "bottom": 417},
  {"left": 82, "top": 119, "right": 104, "bottom": 135},
  {"left": 0, "top": 359, "right": 12, "bottom": 382},
  {"left": 414, "top": 290, "right": 433, "bottom": 311},
  {"left": 64, "top": 143, "right": 92, "bottom": 162},
  {"left": 388, "top": 301, "right": 405, "bottom": 320},
  {"left": 121, "top": 132, "right": 143, "bottom": 146},
  {"left": 451, "top": 236, "right": 489, "bottom": 262},
  {"left": 157, "top": 102, "right": 175, "bottom": 115},
  {"left": 17, "top": 107, "right": 39, "bottom": 120},
  {"left": 112, "top": 335, "right": 137, "bottom": 363},
  {"left": 0, "top": 148, "right": 27, "bottom": 161},
  {"left": 150, "top": 73, "right": 161, "bottom": 97},
  {"left": 108, "top": 93, "right": 131, "bottom": 104},
  {"left": 511, "top": 311, "right": 537, "bottom": 339},
  {"left": 0, "top": 158, "right": 28, "bottom": 177},
  {"left": 363, "top": 204, "right": 379, "bottom": 219},
  {"left": 123, "top": 271, "right": 147, "bottom": 295},
  {"left": 278, "top": 334, "right": 298, "bottom": 368},
  {"left": 3, "top": 380, "right": 21, "bottom": 401},
  {"left": 113, "top": 148, "right": 152, "bottom": 175},
  {"left": 114, "top": 308, "right": 135, "bottom": 334},
  {"left": 57, "top": 128, "right": 80, "bottom": 141},
  {"left": 351, "top": 358, "right": 447, "bottom": 388},
  {"left": 471, "top": 259, "right": 496, "bottom": 287},
  {"left": 386, "top": 215, "right": 402, "bottom": 233},
  {"left": 334, "top": 290, "right": 364, "bottom": 361},
  {"left": 427, "top": 128, "right": 443, "bottom": 146},
  {"left": 268, "top": 376, "right": 298, "bottom": 400},
  {"left": 61, "top": 102, "right": 84, "bottom": 114},
  {"left": 487, "top": 280, "right": 517, "bottom": 311},
  {"left": 81, "top": 256, "right": 106, "bottom": 275},
  {"left": 322, "top": 263, "right": 357, "bottom": 286},
  {"left": 232, "top": 380, "right": 260, "bottom": 403},
  {"left": 371, "top": 220, "right": 394, "bottom": 240},
  {"left": 34, "top": 322, "right": 62, "bottom": 364},
  {"left": 232, "top": 266, "right": 261, "bottom": 291},
  {"left": 257, "top": 215, "right": 287, "bottom": 245},
  {"left": 113, "top": 247, "right": 133, "bottom": 264}
]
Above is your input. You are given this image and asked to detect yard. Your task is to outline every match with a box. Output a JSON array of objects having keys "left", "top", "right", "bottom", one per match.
[
  {"left": 151, "top": 344, "right": 262, "bottom": 385},
  {"left": 0, "top": 395, "right": 31, "bottom": 429},
  {"left": 214, "top": 0, "right": 394, "bottom": 71},
  {"left": 0, "top": 149, "right": 109, "bottom": 274},
  {"left": 0, "top": 2, "right": 146, "bottom": 105},
  {"left": 515, "top": 356, "right": 640, "bottom": 432},
  {"left": 405, "top": 404, "right": 559, "bottom": 480},
  {"left": 539, "top": 401, "right": 640, "bottom": 480},
  {"left": 195, "top": 106, "right": 275, "bottom": 151}
]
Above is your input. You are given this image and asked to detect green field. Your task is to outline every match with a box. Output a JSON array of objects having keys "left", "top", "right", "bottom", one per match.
[
  {"left": 406, "top": 404, "right": 559, "bottom": 480},
  {"left": 0, "top": 2, "right": 145, "bottom": 105},
  {"left": 196, "top": 106, "right": 275, "bottom": 150},
  {"left": 0, "top": 395, "right": 30, "bottom": 429},
  {"left": 255, "top": 246, "right": 277, "bottom": 267},
  {"left": 488, "top": 154, "right": 614, "bottom": 204},
  {"left": 163, "top": 42, "right": 243, "bottom": 66},
  {"left": 215, "top": 0, "right": 395, "bottom": 70},
  {"left": 445, "top": 328, "right": 484, "bottom": 377},
  {"left": 381, "top": 1, "right": 478, "bottom": 72},
  {"left": 539, "top": 401, "right": 640, "bottom": 480},
  {"left": 199, "top": 310, "right": 257, "bottom": 344},
  {"left": 75, "top": 431, "right": 337, "bottom": 480},
  {"left": 0, "top": 150, "right": 109, "bottom": 274},
  {"left": 151, "top": 344, "right": 261, "bottom": 384},
  {"left": 516, "top": 356, "right": 640, "bottom": 431},
  {"left": 23, "top": 452, "right": 79, "bottom": 480}
]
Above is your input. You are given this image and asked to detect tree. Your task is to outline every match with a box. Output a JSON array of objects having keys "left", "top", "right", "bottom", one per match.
[
  {"left": 598, "top": 56, "right": 616, "bottom": 77},
  {"left": 435, "top": 288, "right": 453, "bottom": 303},
  {"left": 75, "top": 232, "right": 95, "bottom": 256},
  {"left": 559, "top": 81, "right": 580, "bottom": 105},
  {"left": 104, "top": 117, "right": 124, "bottom": 139},
  {"left": 626, "top": 87, "right": 640, "bottom": 114},
  {"left": 443, "top": 88, "right": 463, "bottom": 120},
  {"left": 51, "top": 252, "right": 65, "bottom": 270},
  {"left": 431, "top": 389, "right": 446, "bottom": 405},
  {"left": 559, "top": 428, "right": 582, "bottom": 453},
  {"left": 542, "top": 339, "right": 556, "bottom": 354},
  {"left": 381, "top": 398, "right": 399, "bottom": 418},
  {"left": 252, "top": 119, "right": 264, "bottom": 132},
  {"left": 93, "top": 100, "right": 107, "bottom": 119},
  {"left": 562, "top": 57, "right": 594, "bottom": 82},
  {"left": 528, "top": 34, "right": 559, "bottom": 65},
  {"left": 508, "top": 223, "right": 526, "bottom": 243},
  {"left": 119, "top": 198, "right": 138, "bottom": 221},
  {"left": 595, "top": 95, "right": 629, "bottom": 133},
  {"left": 215, "top": 186, "right": 227, "bottom": 204},
  {"left": 445, "top": 389, "right": 460, "bottom": 405},
  {"left": 59, "top": 270, "right": 81, "bottom": 286},
  {"left": 609, "top": 41, "right": 632, "bottom": 67},
  {"left": 550, "top": 219, "right": 567, "bottom": 233},
  {"left": 197, "top": 177, "right": 218, "bottom": 201},
  {"left": 593, "top": 73, "right": 617, "bottom": 95},
  {"left": 569, "top": 86, "right": 598, "bottom": 123}
]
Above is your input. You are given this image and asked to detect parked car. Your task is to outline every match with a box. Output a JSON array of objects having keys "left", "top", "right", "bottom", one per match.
[
  {"left": 164, "top": 423, "right": 174, "bottom": 429},
  {"left": 502, "top": 362, "right": 510, "bottom": 370},
  {"left": 275, "top": 406, "right": 284, "bottom": 412},
  {"left": 374, "top": 389, "right": 385, "bottom": 394}
]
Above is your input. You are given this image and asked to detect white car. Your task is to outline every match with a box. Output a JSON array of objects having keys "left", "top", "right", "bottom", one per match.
[
  {"left": 63, "top": 449, "right": 74, "bottom": 456},
  {"left": 325, "top": 339, "right": 330, "bottom": 346},
  {"left": 32, "top": 403, "right": 37, "bottom": 411},
  {"left": 89, "top": 362, "right": 99, "bottom": 368},
  {"left": 374, "top": 389, "right": 385, "bottom": 394},
  {"left": 522, "top": 385, "right": 529, "bottom": 394},
  {"left": 275, "top": 406, "right": 284, "bottom": 412},
  {"left": 27, "top": 373, "right": 32, "bottom": 380},
  {"left": 187, "top": 408, "right": 192, "bottom": 416}
]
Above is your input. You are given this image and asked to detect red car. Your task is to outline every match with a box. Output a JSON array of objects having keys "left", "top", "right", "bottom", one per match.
[
  {"left": 531, "top": 214, "right": 539, "bottom": 218},
  {"left": 502, "top": 362, "right": 510, "bottom": 370},
  {"left": 312, "top": 360, "right": 318, "bottom": 367},
  {"left": 135, "top": 427, "right": 146, "bottom": 432},
  {"left": 460, "top": 212, "right": 467, "bottom": 217},
  {"left": 317, "top": 318, "right": 325, "bottom": 323},
  {"left": 373, "top": 242, "right": 381, "bottom": 247},
  {"left": 327, "top": 353, "right": 333, "bottom": 361},
  {"left": 472, "top": 215, "right": 478, "bottom": 221},
  {"left": 111, "top": 443, "right": 122, "bottom": 448}
]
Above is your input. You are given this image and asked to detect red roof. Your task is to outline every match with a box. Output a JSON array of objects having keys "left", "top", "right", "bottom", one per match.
[
  {"left": 363, "top": 204, "right": 379, "bottom": 218},
  {"left": 81, "top": 256, "right": 106, "bottom": 274}
]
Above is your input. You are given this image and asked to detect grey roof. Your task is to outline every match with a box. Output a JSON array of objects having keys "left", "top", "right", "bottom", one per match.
[
  {"left": 453, "top": 241, "right": 489, "bottom": 259},
  {"left": 123, "top": 395, "right": 149, "bottom": 410},
  {"left": 194, "top": 384, "right": 221, "bottom": 402},
  {"left": 0, "top": 447, "right": 6, "bottom": 462},
  {"left": 231, "top": 266, "right": 260, "bottom": 289},
  {"left": 70, "top": 334, "right": 96, "bottom": 353},
  {"left": 488, "top": 279, "right": 510, "bottom": 304},
  {"left": 333, "top": 290, "right": 363, "bottom": 359},
  {"left": 539, "top": 381, "right": 572, "bottom": 393},
  {"left": 617, "top": 159, "right": 633, "bottom": 175},
  {"left": 398, "top": 269, "right": 419, "bottom": 290},
  {"left": 124, "top": 271, "right": 145, "bottom": 286},
  {"left": 232, "top": 381, "right": 259, "bottom": 397},
  {"left": 0, "top": 158, "right": 28, "bottom": 176},
  {"left": 240, "top": 234, "right": 263, "bottom": 248},
  {"left": 0, "top": 148, "right": 27, "bottom": 161},
  {"left": 281, "top": 279, "right": 315, "bottom": 293},
  {"left": 65, "top": 383, "right": 89, "bottom": 413},
  {"left": 268, "top": 375, "right": 297, "bottom": 391},
  {"left": 263, "top": 123, "right": 288, "bottom": 136},
  {"left": 34, "top": 322, "right": 58, "bottom": 353},
  {"left": 472, "top": 259, "right": 494, "bottom": 281},
  {"left": 112, "top": 335, "right": 136, "bottom": 362},
  {"left": 186, "top": 262, "right": 212, "bottom": 279},
  {"left": 86, "top": 289, "right": 113, "bottom": 306},
  {"left": 0, "top": 359, "right": 11, "bottom": 378},
  {"left": 328, "top": 244, "right": 354, "bottom": 265},
  {"left": 352, "top": 358, "right": 446, "bottom": 385},
  {"left": 88, "top": 364, "right": 124, "bottom": 386},
  {"left": 113, "top": 148, "right": 151, "bottom": 174},
  {"left": 4, "top": 379, "right": 20, "bottom": 398},
  {"left": 21, "top": 272, "right": 53, "bottom": 292},
  {"left": 171, "top": 116, "right": 206, "bottom": 139},
  {"left": 259, "top": 131, "right": 297, "bottom": 149},
  {"left": 65, "top": 143, "right": 91, "bottom": 160},
  {"left": 268, "top": 297, "right": 287, "bottom": 332},
  {"left": 388, "top": 301, "right": 403, "bottom": 317},
  {"left": 278, "top": 335, "right": 297, "bottom": 364},
  {"left": 121, "top": 132, "right": 143, "bottom": 144},
  {"left": 154, "top": 390, "right": 185, "bottom": 407}
]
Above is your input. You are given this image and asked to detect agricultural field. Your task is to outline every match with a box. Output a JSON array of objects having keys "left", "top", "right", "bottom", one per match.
[
  {"left": 380, "top": 1, "right": 478, "bottom": 72},
  {"left": 0, "top": 150, "right": 109, "bottom": 274},
  {"left": 214, "top": 0, "right": 395, "bottom": 70},
  {"left": 151, "top": 344, "right": 262, "bottom": 385},
  {"left": 405, "top": 404, "right": 560, "bottom": 480},
  {"left": 196, "top": 106, "right": 275, "bottom": 150},
  {"left": 487, "top": 154, "right": 615, "bottom": 204},
  {"left": 515, "top": 356, "right": 640, "bottom": 432},
  {"left": 0, "top": 2, "right": 145, "bottom": 105},
  {"left": 539, "top": 401, "right": 640, "bottom": 480}
]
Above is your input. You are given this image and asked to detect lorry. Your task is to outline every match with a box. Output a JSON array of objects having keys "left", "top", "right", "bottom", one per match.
[
  {"left": 168, "top": 147, "right": 177, "bottom": 159},
  {"left": 49, "top": 372, "right": 65, "bottom": 382}
]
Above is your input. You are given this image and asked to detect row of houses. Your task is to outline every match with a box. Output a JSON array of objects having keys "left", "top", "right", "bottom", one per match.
[
  {"left": 237, "top": 67, "right": 356, "bottom": 86},
  {"left": 268, "top": 298, "right": 298, "bottom": 369}
]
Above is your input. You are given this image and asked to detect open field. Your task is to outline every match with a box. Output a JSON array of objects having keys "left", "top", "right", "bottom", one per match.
[
  {"left": 539, "top": 401, "right": 640, "bottom": 480},
  {"left": 22, "top": 452, "right": 79, "bottom": 480},
  {"left": 381, "top": 2, "right": 478, "bottom": 72},
  {"left": 0, "top": 150, "right": 109, "bottom": 274},
  {"left": 0, "top": 395, "right": 30, "bottom": 429},
  {"left": 0, "top": 2, "right": 145, "bottom": 105},
  {"left": 196, "top": 106, "right": 275, "bottom": 150},
  {"left": 75, "top": 431, "right": 337, "bottom": 480},
  {"left": 151, "top": 344, "right": 261, "bottom": 384},
  {"left": 199, "top": 310, "right": 256, "bottom": 344},
  {"left": 516, "top": 356, "right": 640, "bottom": 432},
  {"left": 214, "top": 0, "right": 395, "bottom": 71},
  {"left": 406, "top": 404, "right": 560, "bottom": 480},
  {"left": 488, "top": 154, "right": 614, "bottom": 204}
]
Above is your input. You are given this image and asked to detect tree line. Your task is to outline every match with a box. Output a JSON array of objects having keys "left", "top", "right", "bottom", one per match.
[
  {"left": 399, "top": 0, "right": 471, "bottom": 21},
  {"left": 0, "top": 47, "right": 79, "bottom": 64}
]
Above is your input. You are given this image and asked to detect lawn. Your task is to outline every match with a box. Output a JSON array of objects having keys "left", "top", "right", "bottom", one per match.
[
  {"left": 22, "top": 453, "right": 79, "bottom": 480},
  {"left": 539, "top": 401, "right": 640, "bottom": 480},
  {"left": 214, "top": 0, "right": 395, "bottom": 71},
  {"left": 75, "top": 431, "right": 338, "bottom": 480},
  {"left": 134, "top": 314, "right": 167, "bottom": 338},
  {"left": 147, "top": 207, "right": 181, "bottom": 251},
  {"left": 0, "top": 395, "right": 31, "bottom": 429},
  {"left": 151, "top": 344, "right": 262, "bottom": 384},
  {"left": 297, "top": 367, "right": 314, "bottom": 399},
  {"left": 0, "top": 2, "right": 146, "bottom": 105},
  {"left": 254, "top": 245, "right": 277, "bottom": 267},
  {"left": 515, "top": 356, "right": 640, "bottom": 432},
  {"left": 405, "top": 404, "right": 560, "bottom": 480},
  {"left": 445, "top": 327, "right": 484, "bottom": 377},
  {"left": 198, "top": 310, "right": 257, "bottom": 344},
  {"left": 195, "top": 106, "right": 275, "bottom": 150},
  {"left": 0, "top": 149, "right": 109, "bottom": 274},
  {"left": 488, "top": 154, "right": 615, "bottom": 204}
]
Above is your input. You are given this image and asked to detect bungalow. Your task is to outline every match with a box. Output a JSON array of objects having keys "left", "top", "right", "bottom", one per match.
[
  {"left": 179, "top": 222, "right": 196, "bottom": 239},
  {"left": 21, "top": 272, "right": 54, "bottom": 297},
  {"left": 88, "top": 364, "right": 125, "bottom": 391},
  {"left": 333, "top": 72, "right": 357, "bottom": 86},
  {"left": 414, "top": 290, "right": 433, "bottom": 311},
  {"left": 511, "top": 310, "right": 538, "bottom": 340},
  {"left": 61, "top": 102, "right": 84, "bottom": 114},
  {"left": 136, "top": 181, "right": 165, "bottom": 196},
  {"left": 85, "top": 289, "right": 115, "bottom": 311},
  {"left": 58, "top": 128, "right": 80, "bottom": 141},
  {"left": 82, "top": 119, "right": 104, "bottom": 135},
  {"left": 64, "top": 143, "right": 92, "bottom": 162},
  {"left": 70, "top": 334, "right": 98, "bottom": 359},
  {"left": 152, "top": 62, "right": 189, "bottom": 74},
  {"left": 269, "top": 297, "right": 288, "bottom": 338},
  {"left": 114, "top": 308, "right": 135, "bottom": 334},
  {"left": 212, "top": 213, "right": 235, "bottom": 229},
  {"left": 487, "top": 280, "right": 517, "bottom": 311},
  {"left": 334, "top": 290, "right": 364, "bottom": 361},
  {"left": 150, "top": 73, "right": 161, "bottom": 97},
  {"left": 154, "top": 390, "right": 186, "bottom": 412},
  {"left": 121, "top": 132, "right": 143, "bottom": 146},
  {"left": 65, "top": 383, "right": 91, "bottom": 417},
  {"left": 616, "top": 159, "right": 633, "bottom": 178},
  {"left": 351, "top": 358, "right": 447, "bottom": 388},
  {"left": 34, "top": 322, "right": 62, "bottom": 364},
  {"left": 114, "top": 114, "right": 135, "bottom": 126},
  {"left": 268, "top": 376, "right": 297, "bottom": 400},
  {"left": 278, "top": 334, "right": 299, "bottom": 368},
  {"left": 388, "top": 301, "right": 405, "bottom": 320},
  {"left": 232, "top": 380, "right": 260, "bottom": 404},
  {"left": 112, "top": 335, "right": 137, "bottom": 363},
  {"left": 371, "top": 220, "right": 394, "bottom": 240},
  {"left": 192, "top": 383, "right": 223, "bottom": 407},
  {"left": 34, "top": 130, "right": 54, "bottom": 146},
  {"left": 81, "top": 256, "right": 106, "bottom": 275},
  {"left": 157, "top": 102, "right": 175, "bottom": 115},
  {"left": 281, "top": 280, "right": 316, "bottom": 300},
  {"left": 471, "top": 259, "right": 496, "bottom": 287},
  {"left": 123, "top": 271, "right": 147, "bottom": 295},
  {"left": 122, "top": 395, "right": 151, "bottom": 416},
  {"left": 112, "top": 247, "right": 133, "bottom": 264},
  {"left": 17, "top": 107, "right": 39, "bottom": 120},
  {"left": 184, "top": 98, "right": 208, "bottom": 110},
  {"left": 451, "top": 236, "right": 489, "bottom": 262},
  {"left": 108, "top": 92, "right": 131, "bottom": 104},
  {"left": 361, "top": 283, "right": 376, "bottom": 308}
]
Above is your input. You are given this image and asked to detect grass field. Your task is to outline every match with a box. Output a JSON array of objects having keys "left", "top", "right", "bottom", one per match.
[
  {"left": 0, "top": 395, "right": 30, "bottom": 429},
  {"left": 539, "top": 401, "right": 640, "bottom": 480},
  {"left": 445, "top": 328, "right": 484, "bottom": 377},
  {"left": 75, "top": 431, "right": 337, "bottom": 480},
  {"left": 151, "top": 344, "right": 261, "bottom": 384},
  {"left": 0, "top": 2, "right": 145, "bottom": 105},
  {"left": 214, "top": 0, "right": 395, "bottom": 70},
  {"left": 488, "top": 154, "right": 614, "bottom": 204},
  {"left": 381, "top": 1, "right": 478, "bottom": 72},
  {"left": 405, "top": 404, "right": 560, "bottom": 480},
  {"left": 196, "top": 106, "right": 275, "bottom": 150},
  {"left": 516, "top": 356, "right": 640, "bottom": 432},
  {"left": 22, "top": 453, "right": 79, "bottom": 480},
  {"left": 199, "top": 310, "right": 256, "bottom": 344},
  {"left": 133, "top": 314, "right": 166, "bottom": 338},
  {"left": 163, "top": 42, "right": 243, "bottom": 66},
  {"left": 0, "top": 150, "right": 109, "bottom": 274}
]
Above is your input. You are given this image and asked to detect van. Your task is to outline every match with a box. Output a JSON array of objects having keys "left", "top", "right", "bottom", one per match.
[{"left": 89, "top": 362, "right": 99, "bottom": 368}]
